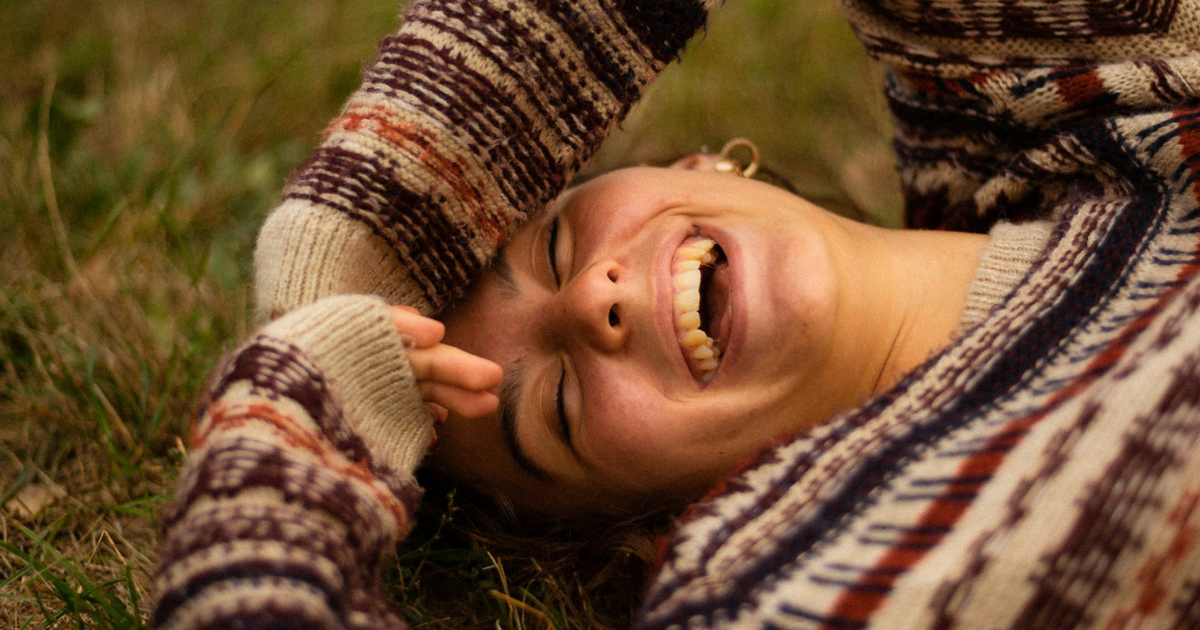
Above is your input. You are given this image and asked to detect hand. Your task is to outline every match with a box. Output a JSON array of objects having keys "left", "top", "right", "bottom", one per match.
[{"left": 389, "top": 306, "right": 502, "bottom": 422}]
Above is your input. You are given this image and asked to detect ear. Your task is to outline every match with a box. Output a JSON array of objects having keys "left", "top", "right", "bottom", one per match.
[{"left": 667, "top": 153, "right": 724, "bottom": 172}]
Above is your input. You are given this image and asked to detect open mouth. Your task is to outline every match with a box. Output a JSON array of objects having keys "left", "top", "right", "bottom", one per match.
[{"left": 671, "top": 235, "right": 730, "bottom": 383}]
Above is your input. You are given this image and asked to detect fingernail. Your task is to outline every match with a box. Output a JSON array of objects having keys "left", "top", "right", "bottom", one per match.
[{"left": 426, "top": 402, "right": 449, "bottom": 424}]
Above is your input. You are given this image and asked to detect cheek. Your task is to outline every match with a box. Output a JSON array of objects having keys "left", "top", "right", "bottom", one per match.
[
  {"left": 577, "top": 371, "right": 765, "bottom": 477},
  {"left": 582, "top": 379, "right": 671, "bottom": 460},
  {"left": 568, "top": 170, "right": 677, "bottom": 249},
  {"left": 581, "top": 384, "right": 782, "bottom": 500}
]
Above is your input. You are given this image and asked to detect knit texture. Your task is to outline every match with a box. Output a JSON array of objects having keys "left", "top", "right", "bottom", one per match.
[
  {"left": 153, "top": 296, "right": 426, "bottom": 630},
  {"left": 156, "top": 1, "right": 1200, "bottom": 629},
  {"left": 254, "top": 0, "right": 715, "bottom": 321},
  {"left": 958, "top": 220, "right": 1052, "bottom": 329}
]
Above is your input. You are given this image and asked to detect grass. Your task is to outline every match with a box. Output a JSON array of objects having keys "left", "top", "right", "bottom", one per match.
[{"left": 0, "top": 0, "right": 895, "bottom": 627}]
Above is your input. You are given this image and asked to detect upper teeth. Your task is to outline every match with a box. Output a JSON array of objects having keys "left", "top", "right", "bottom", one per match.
[{"left": 672, "top": 237, "right": 721, "bottom": 381}]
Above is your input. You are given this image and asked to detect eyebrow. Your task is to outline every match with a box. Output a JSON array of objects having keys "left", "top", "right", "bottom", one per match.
[{"left": 498, "top": 357, "right": 555, "bottom": 482}]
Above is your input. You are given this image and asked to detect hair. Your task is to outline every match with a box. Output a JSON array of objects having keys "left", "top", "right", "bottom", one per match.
[{"left": 407, "top": 467, "right": 678, "bottom": 629}]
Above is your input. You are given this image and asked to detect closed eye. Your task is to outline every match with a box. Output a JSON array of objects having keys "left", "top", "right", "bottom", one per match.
[
  {"left": 547, "top": 215, "right": 561, "bottom": 287},
  {"left": 556, "top": 364, "right": 571, "bottom": 448}
]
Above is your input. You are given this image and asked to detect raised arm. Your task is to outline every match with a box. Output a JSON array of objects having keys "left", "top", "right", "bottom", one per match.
[
  {"left": 152, "top": 1, "right": 716, "bottom": 628},
  {"left": 255, "top": 0, "right": 717, "bottom": 320}
]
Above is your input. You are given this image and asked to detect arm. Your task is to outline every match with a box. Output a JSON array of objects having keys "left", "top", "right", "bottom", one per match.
[
  {"left": 152, "top": 296, "right": 430, "bottom": 629},
  {"left": 151, "top": 297, "right": 499, "bottom": 630},
  {"left": 255, "top": 0, "right": 719, "bottom": 320},
  {"left": 155, "top": 1, "right": 717, "bottom": 628}
]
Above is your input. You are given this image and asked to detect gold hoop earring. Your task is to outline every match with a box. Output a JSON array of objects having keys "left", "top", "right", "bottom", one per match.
[{"left": 714, "top": 138, "right": 760, "bottom": 178}]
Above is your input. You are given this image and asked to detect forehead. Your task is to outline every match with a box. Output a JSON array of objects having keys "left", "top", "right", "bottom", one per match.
[{"left": 432, "top": 242, "right": 562, "bottom": 506}]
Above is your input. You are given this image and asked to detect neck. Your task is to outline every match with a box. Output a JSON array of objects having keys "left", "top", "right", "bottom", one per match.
[
  {"left": 877, "top": 228, "right": 988, "bottom": 392},
  {"left": 834, "top": 220, "right": 988, "bottom": 396}
]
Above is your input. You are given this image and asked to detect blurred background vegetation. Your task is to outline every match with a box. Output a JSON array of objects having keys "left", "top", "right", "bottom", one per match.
[{"left": 0, "top": 0, "right": 896, "bottom": 627}]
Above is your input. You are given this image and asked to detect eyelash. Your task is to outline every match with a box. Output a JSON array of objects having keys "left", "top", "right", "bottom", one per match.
[
  {"left": 547, "top": 215, "right": 561, "bottom": 287},
  {"left": 556, "top": 364, "right": 570, "bottom": 446},
  {"left": 546, "top": 217, "right": 571, "bottom": 448}
]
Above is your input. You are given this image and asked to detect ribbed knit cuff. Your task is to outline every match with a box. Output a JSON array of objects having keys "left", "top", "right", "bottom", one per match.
[
  {"left": 254, "top": 200, "right": 432, "bottom": 322},
  {"left": 154, "top": 294, "right": 425, "bottom": 630},
  {"left": 960, "top": 220, "right": 1053, "bottom": 330},
  {"left": 259, "top": 294, "right": 433, "bottom": 477}
]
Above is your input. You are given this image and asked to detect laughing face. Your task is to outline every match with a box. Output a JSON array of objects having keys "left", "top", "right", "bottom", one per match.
[{"left": 430, "top": 165, "right": 907, "bottom": 515}]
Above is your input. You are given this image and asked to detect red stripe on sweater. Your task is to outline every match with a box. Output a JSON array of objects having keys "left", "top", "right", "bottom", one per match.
[
  {"left": 1054, "top": 68, "right": 1106, "bottom": 107},
  {"left": 1177, "top": 110, "right": 1200, "bottom": 208},
  {"left": 822, "top": 466, "right": 990, "bottom": 627},
  {"left": 196, "top": 401, "right": 416, "bottom": 535},
  {"left": 1100, "top": 489, "right": 1200, "bottom": 629},
  {"left": 331, "top": 104, "right": 508, "bottom": 243}
]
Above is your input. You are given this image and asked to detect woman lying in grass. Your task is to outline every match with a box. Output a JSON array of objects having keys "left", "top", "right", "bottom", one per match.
[
  {"left": 422, "top": 153, "right": 985, "bottom": 515},
  {"left": 153, "top": 0, "right": 1200, "bottom": 629}
]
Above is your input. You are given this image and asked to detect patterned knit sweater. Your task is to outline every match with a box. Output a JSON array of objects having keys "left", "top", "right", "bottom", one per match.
[{"left": 153, "top": 1, "right": 1200, "bottom": 629}]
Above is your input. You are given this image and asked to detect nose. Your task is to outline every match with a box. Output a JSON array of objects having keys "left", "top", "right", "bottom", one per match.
[{"left": 544, "top": 259, "right": 629, "bottom": 353}]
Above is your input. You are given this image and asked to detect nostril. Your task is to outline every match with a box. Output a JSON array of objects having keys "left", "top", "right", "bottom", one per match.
[
  {"left": 607, "top": 268, "right": 618, "bottom": 282},
  {"left": 608, "top": 307, "right": 620, "bottom": 327}
]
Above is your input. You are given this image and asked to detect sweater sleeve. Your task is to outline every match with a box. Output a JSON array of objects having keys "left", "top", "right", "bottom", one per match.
[
  {"left": 151, "top": 295, "right": 430, "bottom": 630},
  {"left": 254, "top": 0, "right": 717, "bottom": 321},
  {"left": 156, "top": 2, "right": 719, "bottom": 628}
]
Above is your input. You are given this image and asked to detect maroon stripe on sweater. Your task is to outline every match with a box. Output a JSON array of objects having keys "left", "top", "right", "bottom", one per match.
[
  {"left": 207, "top": 336, "right": 417, "bottom": 504},
  {"left": 1170, "top": 576, "right": 1200, "bottom": 627},
  {"left": 412, "top": 0, "right": 611, "bottom": 135},
  {"left": 612, "top": 0, "right": 707, "bottom": 65},
  {"left": 189, "top": 600, "right": 344, "bottom": 630},
  {"left": 542, "top": 1, "right": 648, "bottom": 107},
  {"left": 154, "top": 559, "right": 349, "bottom": 628},
  {"left": 365, "top": 41, "right": 551, "bottom": 210},
  {"left": 178, "top": 437, "right": 401, "bottom": 559},
  {"left": 211, "top": 339, "right": 336, "bottom": 437},
  {"left": 1175, "top": 110, "right": 1200, "bottom": 209},
  {"left": 156, "top": 506, "right": 359, "bottom": 580},
  {"left": 1140, "top": 58, "right": 1191, "bottom": 105},
  {"left": 287, "top": 145, "right": 485, "bottom": 308},
  {"left": 856, "top": 0, "right": 1180, "bottom": 39},
  {"left": 1013, "top": 353, "right": 1200, "bottom": 628},
  {"left": 370, "top": 27, "right": 570, "bottom": 207}
]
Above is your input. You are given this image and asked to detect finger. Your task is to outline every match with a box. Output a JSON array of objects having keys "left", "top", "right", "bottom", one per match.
[
  {"left": 419, "top": 382, "right": 500, "bottom": 419},
  {"left": 409, "top": 344, "right": 503, "bottom": 390},
  {"left": 389, "top": 306, "right": 445, "bottom": 348},
  {"left": 425, "top": 402, "right": 449, "bottom": 425}
]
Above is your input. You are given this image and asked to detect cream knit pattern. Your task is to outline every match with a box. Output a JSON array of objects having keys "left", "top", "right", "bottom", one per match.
[
  {"left": 153, "top": 296, "right": 425, "bottom": 630},
  {"left": 958, "top": 220, "right": 1052, "bottom": 330},
  {"left": 155, "top": 1, "right": 1200, "bottom": 629}
]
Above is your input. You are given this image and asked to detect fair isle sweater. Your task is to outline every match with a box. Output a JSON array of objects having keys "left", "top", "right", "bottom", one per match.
[{"left": 153, "top": 1, "right": 1200, "bottom": 629}]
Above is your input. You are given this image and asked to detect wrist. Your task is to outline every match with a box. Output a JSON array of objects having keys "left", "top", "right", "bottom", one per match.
[{"left": 255, "top": 294, "right": 435, "bottom": 477}]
